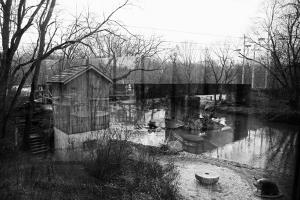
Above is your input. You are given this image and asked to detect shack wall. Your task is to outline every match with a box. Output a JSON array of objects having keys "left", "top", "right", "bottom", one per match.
[{"left": 52, "top": 69, "right": 110, "bottom": 134}]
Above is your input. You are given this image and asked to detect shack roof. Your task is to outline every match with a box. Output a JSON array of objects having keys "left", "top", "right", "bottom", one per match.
[{"left": 47, "top": 65, "right": 112, "bottom": 84}]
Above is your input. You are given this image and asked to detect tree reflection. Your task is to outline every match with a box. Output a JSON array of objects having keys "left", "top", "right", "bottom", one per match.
[{"left": 265, "top": 127, "right": 298, "bottom": 174}]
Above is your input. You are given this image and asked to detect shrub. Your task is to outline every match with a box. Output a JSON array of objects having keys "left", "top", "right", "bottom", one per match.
[
  {"left": 84, "top": 139, "right": 132, "bottom": 181},
  {"left": 130, "top": 156, "right": 181, "bottom": 200},
  {"left": 84, "top": 128, "right": 182, "bottom": 199},
  {"left": 84, "top": 127, "right": 136, "bottom": 180},
  {"left": 0, "top": 138, "right": 17, "bottom": 159}
]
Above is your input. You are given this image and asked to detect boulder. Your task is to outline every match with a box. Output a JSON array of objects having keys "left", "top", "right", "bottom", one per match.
[{"left": 167, "top": 140, "right": 183, "bottom": 153}]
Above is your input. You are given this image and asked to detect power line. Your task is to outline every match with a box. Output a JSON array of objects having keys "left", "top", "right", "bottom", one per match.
[{"left": 119, "top": 24, "right": 244, "bottom": 39}]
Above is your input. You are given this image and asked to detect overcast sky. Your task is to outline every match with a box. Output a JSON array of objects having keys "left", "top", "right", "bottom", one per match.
[{"left": 58, "top": 0, "right": 265, "bottom": 49}]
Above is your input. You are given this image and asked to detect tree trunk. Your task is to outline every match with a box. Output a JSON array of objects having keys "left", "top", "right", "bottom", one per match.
[
  {"left": 0, "top": 58, "right": 12, "bottom": 139},
  {"left": 0, "top": 85, "right": 7, "bottom": 138},
  {"left": 24, "top": 0, "right": 56, "bottom": 148}
]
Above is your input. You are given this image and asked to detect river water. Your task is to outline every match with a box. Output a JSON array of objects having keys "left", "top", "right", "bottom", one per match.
[{"left": 110, "top": 98, "right": 298, "bottom": 174}]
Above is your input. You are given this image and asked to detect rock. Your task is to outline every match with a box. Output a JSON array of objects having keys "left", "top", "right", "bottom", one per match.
[
  {"left": 167, "top": 140, "right": 183, "bottom": 153},
  {"left": 195, "top": 170, "right": 220, "bottom": 185},
  {"left": 204, "top": 104, "right": 215, "bottom": 111},
  {"left": 253, "top": 178, "right": 281, "bottom": 196}
]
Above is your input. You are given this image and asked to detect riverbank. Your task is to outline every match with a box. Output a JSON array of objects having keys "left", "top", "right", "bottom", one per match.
[
  {"left": 115, "top": 141, "right": 295, "bottom": 199},
  {"left": 0, "top": 141, "right": 182, "bottom": 200},
  {"left": 0, "top": 139, "right": 295, "bottom": 200}
]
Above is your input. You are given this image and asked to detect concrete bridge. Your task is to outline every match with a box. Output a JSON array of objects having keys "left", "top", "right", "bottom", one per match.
[{"left": 132, "top": 83, "right": 251, "bottom": 105}]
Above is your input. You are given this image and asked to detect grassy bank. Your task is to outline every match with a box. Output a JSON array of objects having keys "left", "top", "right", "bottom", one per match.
[
  {"left": 212, "top": 91, "right": 300, "bottom": 125},
  {"left": 0, "top": 140, "right": 182, "bottom": 200}
]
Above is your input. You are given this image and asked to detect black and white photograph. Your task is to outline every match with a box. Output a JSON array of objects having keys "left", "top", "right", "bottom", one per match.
[{"left": 0, "top": 0, "right": 300, "bottom": 199}]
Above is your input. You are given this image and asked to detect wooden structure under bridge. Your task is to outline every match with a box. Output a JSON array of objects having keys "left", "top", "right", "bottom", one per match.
[{"left": 47, "top": 65, "right": 112, "bottom": 135}]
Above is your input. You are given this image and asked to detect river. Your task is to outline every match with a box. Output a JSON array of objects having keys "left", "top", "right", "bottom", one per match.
[{"left": 110, "top": 98, "right": 298, "bottom": 174}]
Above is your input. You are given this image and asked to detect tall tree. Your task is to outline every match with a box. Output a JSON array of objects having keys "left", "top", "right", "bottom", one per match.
[
  {"left": 206, "top": 45, "right": 237, "bottom": 105},
  {"left": 240, "top": 0, "right": 300, "bottom": 109},
  {"left": 0, "top": 0, "right": 129, "bottom": 138},
  {"left": 0, "top": 0, "right": 46, "bottom": 138}
]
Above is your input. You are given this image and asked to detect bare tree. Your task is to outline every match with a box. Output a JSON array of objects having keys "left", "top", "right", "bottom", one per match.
[
  {"left": 177, "top": 42, "right": 199, "bottom": 95},
  {"left": 116, "top": 35, "right": 163, "bottom": 82},
  {"left": 61, "top": 33, "right": 164, "bottom": 82},
  {"left": 206, "top": 49, "right": 222, "bottom": 105},
  {"left": 0, "top": 0, "right": 129, "bottom": 138},
  {"left": 206, "top": 45, "right": 238, "bottom": 105},
  {"left": 0, "top": 0, "right": 46, "bottom": 138},
  {"left": 240, "top": 0, "right": 300, "bottom": 109}
]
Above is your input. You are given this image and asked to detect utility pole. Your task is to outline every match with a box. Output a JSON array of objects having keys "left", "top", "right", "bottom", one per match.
[
  {"left": 251, "top": 44, "right": 256, "bottom": 89},
  {"left": 264, "top": 35, "right": 270, "bottom": 89},
  {"left": 242, "top": 34, "right": 246, "bottom": 84}
]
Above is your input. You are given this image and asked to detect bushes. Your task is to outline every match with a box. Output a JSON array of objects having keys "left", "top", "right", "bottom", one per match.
[
  {"left": 130, "top": 158, "right": 181, "bottom": 200},
  {"left": 84, "top": 131, "right": 182, "bottom": 199},
  {"left": 0, "top": 138, "right": 17, "bottom": 159},
  {"left": 84, "top": 139, "right": 132, "bottom": 181}
]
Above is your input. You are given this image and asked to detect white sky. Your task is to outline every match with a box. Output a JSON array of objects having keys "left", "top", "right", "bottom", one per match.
[
  {"left": 58, "top": 0, "right": 265, "bottom": 49},
  {"left": 10, "top": 0, "right": 265, "bottom": 53}
]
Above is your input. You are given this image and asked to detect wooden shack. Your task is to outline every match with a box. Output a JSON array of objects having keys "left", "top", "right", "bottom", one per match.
[{"left": 47, "top": 65, "right": 112, "bottom": 135}]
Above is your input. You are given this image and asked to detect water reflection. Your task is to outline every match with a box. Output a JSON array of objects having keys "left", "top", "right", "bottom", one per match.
[{"left": 110, "top": 98, "right": 298, "bottom": 173}]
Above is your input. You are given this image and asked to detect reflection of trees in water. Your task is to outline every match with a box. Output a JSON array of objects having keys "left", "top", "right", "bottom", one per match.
[
  {"left": 265, "top": 127, "right": 298, "bottom": 174},
  {"left": 231, "top": 115, "right": 249, "bottom": 141}
]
